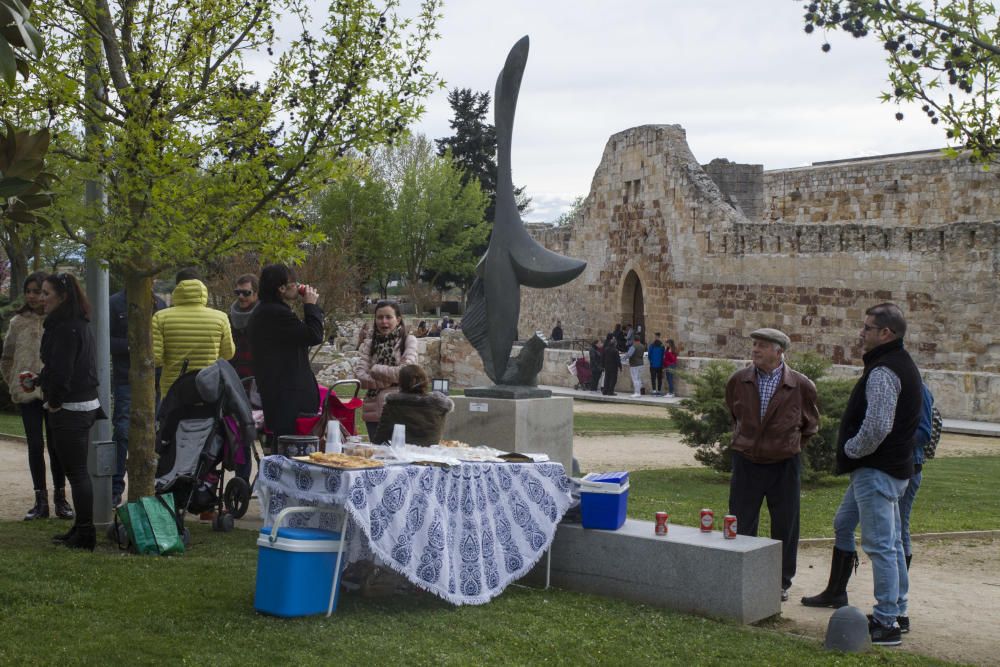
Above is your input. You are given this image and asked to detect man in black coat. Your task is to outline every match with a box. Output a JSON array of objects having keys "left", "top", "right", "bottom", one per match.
[{"left": 247, "top": 265, "right": 324, "bottom": 439}]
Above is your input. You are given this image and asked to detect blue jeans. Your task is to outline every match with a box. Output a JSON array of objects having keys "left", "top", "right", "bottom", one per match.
[
  {"left": 665, "top": 366, "right": 675, "bottom": 394},
  {"left": 833, "top": 467, "right": 909, "bottom": 624},
  {"left": 112, "top": 383, "right": 131, "bottom": 498},
  {"left": 899, "top": 469, "right": 922, "bottom": 557}
]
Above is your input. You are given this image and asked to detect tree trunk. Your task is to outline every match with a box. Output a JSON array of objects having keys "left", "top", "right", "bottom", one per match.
[
  {"left": 4, "top": 238, "right": 28, "bottom": 300},
  {"left": 124, "top": 272, "right": 158, "bottom": 499}
]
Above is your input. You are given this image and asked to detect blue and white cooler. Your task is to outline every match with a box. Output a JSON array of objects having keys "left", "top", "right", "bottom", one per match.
[
  {"left": 254, "top": 507, "right": 346, "bottom": 617},
  {"left": 578, "top": 471, "right": 630, "bottom": 530}
]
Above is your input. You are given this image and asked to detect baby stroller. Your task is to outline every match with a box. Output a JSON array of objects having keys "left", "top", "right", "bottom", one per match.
[
  {"left": 154, "top": 360, "right": 258, "bottom": 534},
  {"left": 568, "top": 356, "right": 592, "bottom": 391}
]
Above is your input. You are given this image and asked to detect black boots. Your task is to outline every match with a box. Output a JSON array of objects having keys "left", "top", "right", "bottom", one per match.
[
  {"left": 63, "top": 524, "right": 97, "bottom": 551},
  {"left": 801, "top": 546, "right": 858, "bottom": 608},
  {"left": 24, "top": 490, "right": 49, "bottom": 520},
  {"left": 53, "top": 488, "right": 75, "bottom": 520},
  {"left": 52, "top": 525, "right": 77, "bottom": 544}
]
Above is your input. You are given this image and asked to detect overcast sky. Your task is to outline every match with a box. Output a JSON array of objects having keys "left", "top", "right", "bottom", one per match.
[{"left": 309, "top": 1, "right": 948, "bottom": 222}]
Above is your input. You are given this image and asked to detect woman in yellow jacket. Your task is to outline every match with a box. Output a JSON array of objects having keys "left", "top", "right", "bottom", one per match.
[{"left": 152, "top": 271, "right": 235, "bottom": 394}]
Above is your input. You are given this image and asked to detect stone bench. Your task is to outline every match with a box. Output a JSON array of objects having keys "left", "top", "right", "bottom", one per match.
[{"left": 531, "top": 519, "right": 781, "bottom": 624}]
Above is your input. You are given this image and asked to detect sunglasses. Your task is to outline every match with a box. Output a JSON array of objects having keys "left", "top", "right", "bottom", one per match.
[{"left": 233, "top": 289, "right": 254, "bottom": 297}]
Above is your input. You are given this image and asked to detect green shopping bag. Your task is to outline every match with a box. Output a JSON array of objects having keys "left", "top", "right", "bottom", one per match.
[{"left": 115, "top": 493, "right": 185, "bottom": 556}]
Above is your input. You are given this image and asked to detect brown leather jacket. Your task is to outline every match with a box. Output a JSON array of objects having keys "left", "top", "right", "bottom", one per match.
[{"left": 725, "top": 363, "right": 820, "bottom": 464}]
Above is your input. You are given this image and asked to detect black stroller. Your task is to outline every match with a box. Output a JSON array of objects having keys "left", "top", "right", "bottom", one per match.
[{"left": 154, "top": 360, "right": 259, "bottom": 533}]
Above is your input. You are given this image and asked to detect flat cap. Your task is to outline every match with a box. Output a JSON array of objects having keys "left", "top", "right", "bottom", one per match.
[{"left": 750, "top": 327, "right": 790, "bottom": 350}]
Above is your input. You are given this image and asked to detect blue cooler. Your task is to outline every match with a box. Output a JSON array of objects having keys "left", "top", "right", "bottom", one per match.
[
  {"left": 579, "top": 471, "right": 629, "bottom": 530},
  {"left": 254, "top": 524, "right": 345, "bottom": 617}
]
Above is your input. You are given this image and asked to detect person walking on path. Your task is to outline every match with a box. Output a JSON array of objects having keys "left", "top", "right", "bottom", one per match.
[
  {"left": 726, "top": 328, "right": 819, "bottom": 603},
  {"left": 648, "top": 333, "right": 665, "bottom": 396},
  {"left": 664, "top": 338, "right": 679, "bottom": 397},
  {"left": 1, "top": 272, "right": 73, "bottom": 521},
  {"left": 601, "top": 334, "right": 621, "bottom": 396},
  {"left": 625, "top": 334, "right": 646, "bottom": 397},
  {"left": 800, "top": 303, "right": 922, "bottom": 648},
  {"left": 152, "top": 268, "right": 235, "bottom": 395},
  {"left": 109, "top": 286, "right": 166, "bottom": 507},
  {"left": 37, "top": 273, "right": 106, "bottom": 551}
]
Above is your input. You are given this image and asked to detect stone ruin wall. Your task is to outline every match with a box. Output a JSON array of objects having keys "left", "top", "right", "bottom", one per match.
[{"left": 517, "top": 124, "right": 1000, "bottom": 420}]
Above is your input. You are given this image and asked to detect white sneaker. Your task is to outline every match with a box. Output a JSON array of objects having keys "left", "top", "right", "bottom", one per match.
[
  {"left": 666, "top": 393, "right": 675, "bottom": 398},
  {"left": 631, "top": 393, "right": 641, "bottom": 398}
]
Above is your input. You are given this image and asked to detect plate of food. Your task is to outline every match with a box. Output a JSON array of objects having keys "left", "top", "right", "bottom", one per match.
[{"left": 293, "top": 451, "right": 386, "bottom": 470}]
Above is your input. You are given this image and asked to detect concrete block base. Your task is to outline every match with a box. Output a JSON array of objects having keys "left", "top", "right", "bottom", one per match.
[
  {"left": 444, "top": 396, "right": 573, "bottom": 473},
  {"left": 532, "top": 518, "right": 781, "bottom": 624}
]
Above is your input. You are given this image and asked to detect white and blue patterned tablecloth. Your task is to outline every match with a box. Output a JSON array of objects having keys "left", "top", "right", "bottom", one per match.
[{"left": 255, "top": 455, "right": 572, "bottom": 606}]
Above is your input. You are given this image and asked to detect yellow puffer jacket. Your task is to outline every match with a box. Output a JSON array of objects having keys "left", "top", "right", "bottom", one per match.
[{"left": 152, "top": 280, "right": 235, "bottom": 393}]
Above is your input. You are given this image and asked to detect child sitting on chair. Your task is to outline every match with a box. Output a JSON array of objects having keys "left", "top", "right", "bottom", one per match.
[{"left": 372, "top": 365, "right": 454, "bottom": 446}]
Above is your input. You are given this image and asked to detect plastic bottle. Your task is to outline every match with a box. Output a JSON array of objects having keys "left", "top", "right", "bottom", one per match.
[
  {"left": 325, "top": 421, "right": 343, "bottom": 454},
  {"left": 391, "top": 424, "right": 406, "bottom": 448}
]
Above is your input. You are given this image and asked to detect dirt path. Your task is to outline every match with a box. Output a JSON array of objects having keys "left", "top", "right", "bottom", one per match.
[{"left": 3, "top": 405, "right": 999, "bottom": 664}]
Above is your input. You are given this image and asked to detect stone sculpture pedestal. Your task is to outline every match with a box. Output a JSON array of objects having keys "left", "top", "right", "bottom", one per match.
[{"left": 443, "top": 390, "right": 573, "bottom": 474}]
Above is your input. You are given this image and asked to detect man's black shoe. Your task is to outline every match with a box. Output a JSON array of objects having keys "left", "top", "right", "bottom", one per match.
[{"left": 868, "top": 615, "right": 902, "bottom": 646}]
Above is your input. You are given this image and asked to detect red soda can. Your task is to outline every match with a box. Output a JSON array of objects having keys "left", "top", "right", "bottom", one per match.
[
  {"left": 700, "top": 508, "right": 714, "bottom": 532},
  {"left": 18, "top": 371, "right": 35, "bottom": 391},
  {"left": 298, "top": 284, "right": 307, "bottom": 296},
  {"left": 655, "top": 512, "right": 669, "bottom": 536},
  {"left": 724, "top": 515, "right": 737, "bottom": 539}
]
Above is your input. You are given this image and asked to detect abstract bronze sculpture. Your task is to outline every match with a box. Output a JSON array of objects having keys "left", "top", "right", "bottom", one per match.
[{"left": 462, "top": 36, "right": 587, "bottom": 387}]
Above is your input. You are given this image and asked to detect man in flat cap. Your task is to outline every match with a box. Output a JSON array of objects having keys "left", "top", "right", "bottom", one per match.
[{"left": 725, "top": 327, "right": 819, "bottom": 603}]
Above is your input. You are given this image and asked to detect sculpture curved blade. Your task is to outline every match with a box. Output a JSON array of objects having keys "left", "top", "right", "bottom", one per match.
[{"left": 463, "top": 36, "right": 587, "bottom": 384}]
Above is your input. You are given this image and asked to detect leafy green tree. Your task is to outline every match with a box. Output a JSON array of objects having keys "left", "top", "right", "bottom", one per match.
[
  {"left": 14, "top": 0, "right": 442, "bottom": 496},
  {"left": 670, "top": 361, "right": 737, "bottom": 472},
  {"left": 312, "top": 159, "right": 397, "bottom": 299},
  {"left": 0, "top": 0, "right": 43, "bottom": 87},
  {"left": 375, "top": 133, "right": 488, "bottom": 309},
  {"left": 553, "top": 195, "right": 585, "bottom": 226},
  {"left": 0, "top": 122, "right": 55, "bottom": 296},
  {"left": 803, "top": 1, "right": 1000, "bottom": 163}
]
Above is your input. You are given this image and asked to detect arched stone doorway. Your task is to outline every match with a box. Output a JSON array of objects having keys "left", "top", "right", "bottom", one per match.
[{"left": 621, "top": 270, "right": 645, "bottom": 340}]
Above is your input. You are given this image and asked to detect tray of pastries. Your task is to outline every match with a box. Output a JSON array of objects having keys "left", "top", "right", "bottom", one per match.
[{"left": 293, "top": 451, "right": 386, "bottom": 470}]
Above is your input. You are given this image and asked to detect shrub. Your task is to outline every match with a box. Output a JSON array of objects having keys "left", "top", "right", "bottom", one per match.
[
  {"left": 670, "top": 361, "right": 736, "bottom": 472},
  {"left": 670, "top": 354, "right": 855, "bottom": 479}
]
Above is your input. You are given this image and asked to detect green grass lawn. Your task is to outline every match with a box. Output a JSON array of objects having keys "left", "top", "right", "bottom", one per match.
[
  {"left": 573, "top": 412, "right": 674, "bottom": 436},
  {"left": 0, "top": 410, "right": 23, "bottom": 437},
  {"left": 0, "top": 520, "right": 949, "bottom": 666},
  {"left": 626, "top": 456, "right": 1000, "bottom": 538}
]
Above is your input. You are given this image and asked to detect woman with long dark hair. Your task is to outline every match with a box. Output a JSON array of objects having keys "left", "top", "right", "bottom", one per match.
[
  {"left": 37, "top": 273, "right": 103, "bottom": 550},
  {"left": 1, "top": 272, "right": 73, "bottom": 521},
  {"left": 248, "top": 264, "right": 324, "bottom": 438},
  {"left": 354, "top": 300, "right": 418, "bottom": 438}
]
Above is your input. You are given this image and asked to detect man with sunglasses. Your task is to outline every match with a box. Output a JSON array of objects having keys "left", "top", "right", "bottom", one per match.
[
  {"left": 228, "top": 274, "right": 259, "bottom": 381},
  {"left": 802, "top": 303, "right": 921, "bottom": 647}
]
